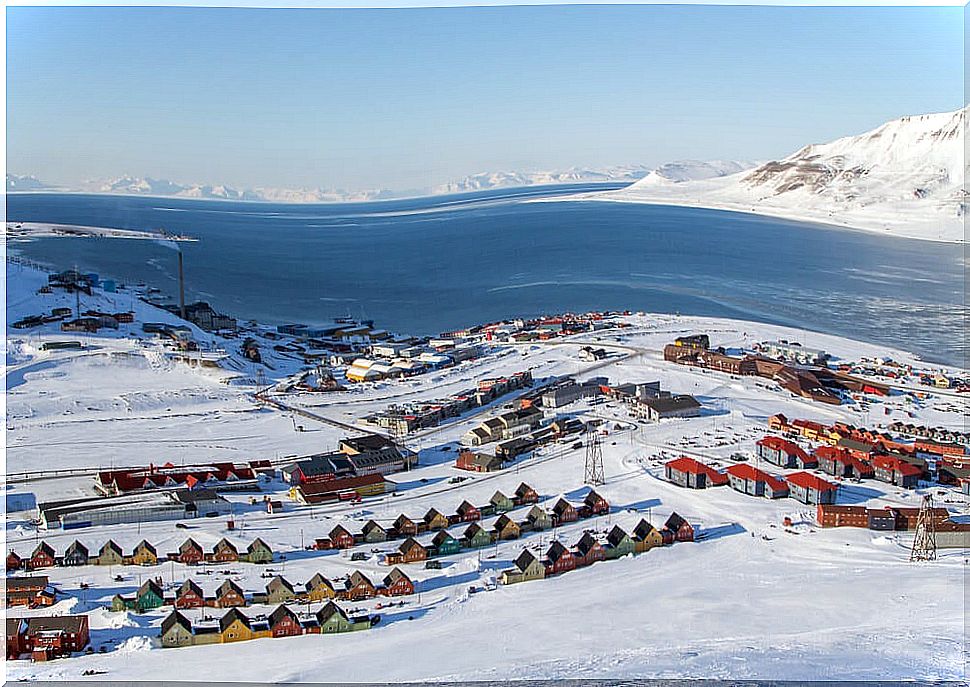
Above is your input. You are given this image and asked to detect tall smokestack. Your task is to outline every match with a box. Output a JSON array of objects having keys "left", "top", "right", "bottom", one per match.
[{"left": 178, "top": 249, "right": 186, "bottom": 320}]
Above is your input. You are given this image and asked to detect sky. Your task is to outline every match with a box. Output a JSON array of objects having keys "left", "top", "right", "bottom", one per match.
[{"left": 5, "top": 4, "right": 964, "bottom": 192}]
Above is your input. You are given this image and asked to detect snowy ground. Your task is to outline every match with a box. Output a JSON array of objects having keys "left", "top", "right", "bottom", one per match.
[{"left": 4, "top": 264, "right": 968, "bottom": 682}]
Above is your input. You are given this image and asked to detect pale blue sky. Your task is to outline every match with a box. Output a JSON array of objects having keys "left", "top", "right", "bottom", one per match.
[{"left": 6, "top": 4, "right": 964, "bottom": 191}]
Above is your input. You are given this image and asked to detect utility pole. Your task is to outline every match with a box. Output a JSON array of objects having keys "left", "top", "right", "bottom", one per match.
[
  {"left": 177, "top": 248, "right": 186, "bottom": 320},
  {"left": 910, "top": 494, "right": 938, "bottom": 562},
  {"left": 584, "top": 424, "right": 605, "bottom": 486}
]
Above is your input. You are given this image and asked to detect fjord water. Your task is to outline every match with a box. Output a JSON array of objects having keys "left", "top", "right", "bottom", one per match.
[{"left": 6, "top": 188, "right": 966, "bottom": 366}]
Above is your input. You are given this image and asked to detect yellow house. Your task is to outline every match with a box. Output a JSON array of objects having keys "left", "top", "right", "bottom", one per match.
[
  {"left": 633, "top": 520, "right": 664, "bottom": 553},
  {"left": 131, "top": 540, "right": 158, "bottom": 566},
  {"left": 219, "top": 608, "right": 254, "bottom": 643},
  {"left": 305, "top": 573, "right": 336, "bottom": 602}
]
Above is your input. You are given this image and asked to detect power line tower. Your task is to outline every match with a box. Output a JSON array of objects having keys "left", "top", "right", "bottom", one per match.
[
  {"left": 584, "top": 424, "right": 605, "bottom": 486},
  {"left": 910, "top": 493, "right": 938, "bottom": 562}
]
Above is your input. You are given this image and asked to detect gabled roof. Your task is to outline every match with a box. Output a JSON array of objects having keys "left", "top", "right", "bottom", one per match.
[
  {"left": 306, "top": 572, "right": 334, "bottom": 591},
  {"left": 213, "top": 538, "right": 238, "bottom": 553},
  {"left": 606, "top": 525, "right": 632, "bottom": 547},
  {"left": 515, "top": 482, "right": 536, "bottom": 497},
  {"left": 494, "top": 514, "right": 518, "bottom": 530},
  {"left": 178, "top": 579, "right": 204, "bottom": 597},
  {"left": 248, "top": 537, "right": 272, "bottom": 553},
  {"left": 786, "top": 471, "right": 838, "bottom": 492},
  {"left": 269, "top": 604, "right": 299, "bottom": 628},
  {"left": 432, "top": 530, "right": 457, "bottom": 546},
  {"left": 217, "top": 579, "right": 245, "bottom": 598},
  {"left": 161, "top": 610, "right": 192, "bottom": 635},
  {"left": 180, "top": 538, "right": 203, "bottom": 553},
  {"left": 316, "top": 601, "right": 349, "bottom": 624},
  {"left": 490, "top": 490, "right": 512, "bottom": 504},
  {"left": 399, "top": 537, "right": 425, "bottom": 554},
  {"left": 457, "top": 500, "right": 479, "bottom": 514},
  {"left": 330, "top": 524, "right": 353, "bottom": 538},
  {"left": 633, "top": 519, "right": 657, "bottom": 540},
  {"left": 138, "top": 578, "right": 164, "bottom": 598},
  {"left": 546, "top": 540, "right": 571, "bottom": 562},
  {"left": 584, "top": 490, "right": 607, "bottom": 505},
  {"left": 100, "top": 539, "right": 123, "bottom": 556},
  {"left": 64, "top": 540, "right": 88, "bottom": 556},
  {"left": 552, "top": 498, "right": 575, "bottom": 515},
  {"left": 515, "top": 549, "right": 539, "bottom": 572},
  {"left": 383, "top": 566, "right": 412, "bottom": 586},
  {"left": 267, "top": 575, "right": 295, "bottom": 593},
  {"left": 348, "top": 570, "right": 374, "bottom": 588},
  {"left": 664, "top": 512, "right": 689, "bottom": 532},
  {"left": 575, "top": 532, "right": 601, "bottom": 555},
  {"left": 526, "top": 505, "right": 550, "bottom": 522},
  {"left": 134, "top": 539, "right": 157, "bottom": 555},
  {"left": 393, "top": 513, "right": 415, "bottom": 526},
  {"left": 464, "top": 522, "right": 487, "bottom": 538},
  {"left": 362, "top": 519, "right": 386, "bottom": 534},
  {"left": 424, "top": 507, "right": 447, "bottom": 522},
  {"left": 219, "top": 607, "right": 251, "bottom": 632},
  {"left": 32, "top": 541, "right": 55, "bottom": 557}
]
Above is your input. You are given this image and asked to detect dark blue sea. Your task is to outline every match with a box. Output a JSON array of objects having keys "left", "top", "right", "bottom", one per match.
[{"left": 5, "top": 186, "right": 966, "bottom": 366}]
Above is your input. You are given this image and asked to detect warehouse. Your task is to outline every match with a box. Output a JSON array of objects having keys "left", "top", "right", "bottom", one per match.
[{"left": 634, "top": 395, "right": 702, "bottom": 422}]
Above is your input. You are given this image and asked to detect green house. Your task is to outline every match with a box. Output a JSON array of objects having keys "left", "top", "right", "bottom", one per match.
[
  {"left": 490, "top": 490, "right": 514, "bottom": 513},
  {"left": 316, "top": 601, "right": 368, "bottom": 634},
  {"left": 243, "top": 537, "right": 273, "bottom": 564},
  {"left": 111, "top": 579, "right": 165, "bottom": 613},
  {"left": 96, "top": 540, "right": 125, "bottom": 566},
  {"left": 463, "top": 523, "right": 492, "bottom": 549},
  {"left": 431, "top": 530, "right": 461, "bottom": 556},
  {"left": 362, "top": 520, "right": 388, "bottom": 543},
  {"left": 606, "top": 525, "right": 636, "bottom": 559}
]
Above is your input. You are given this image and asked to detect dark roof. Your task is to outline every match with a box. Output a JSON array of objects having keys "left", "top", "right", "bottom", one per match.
[
  {"left": 64, "top": 540, "right": 89, "bottom": 556},
  {"left": 362, "top": 520, "right": 386, "bottom": 534},
  {"left": 494, "top": 514, "right": 518, "bottom": 530},
  {"left": 178, "top": 579, "right": 204, "bottom": 597},
  {"left": 138, "top": 579, "right": 164, "bottom": 597},
  {"left": 490, "top": 490, "right": 511, "bottom": 504},
  {"left": 552, "top": 498, "right": 575, "bottom": 514},
  {"left": 515, "top": 482, "right": 536, "bottom": 496},
  {"left": 161, "top": 610, "right": 192, "bottom": 635},
  {"left": 21, "top": 615, "right": 87, "bottom": 635},
  {"left": 664, "top": 512, "right": 688, "bottom": 532},
  {"left": 316, "top": 601, "right": 348, "bottom": 624},
  {"left": 607, "top": 525, "right": 632, "bottom": 547},
  {"left": 341, "top": 434, "right": 398, "bottom": 453},
  {"left": 180, "top": 538, "right": 203, "bottom": 552},
  {"left": 383, "top": 567, "right": 412, "bottom": 586},
  {"left": 515, "top": 549, "right": 539, "bottom": 572},
  {"left": 219, "top": 607, "right": 251, "bottom": 632},
  {"left": 267, "top": 575, "right": 295, "bottom": 593},
  {"left": 348, "top": 571, "right": 374, "bottom": 588},
  {"left": 642, "top": 394, "right": 702, "bottom": 414},
  {"left": 269, "top": 604, "right": 299, "bottom": 627},
  {"left": 399, "top": 537, "right": 425, "bottom": 554},
  {"left": 457, "top": 500, "right": 478, "bottom": 514},
  {"left": 217, "top": 579, "right": 245, "bottom": 597},
  {"left": 248, "top": 538, "right": 271, "bottom": 553},
  {"left": 633, "top": 519, "right": 657, "bottom": 539},
  {"left": 135, "top": 540, "right": 157, "bottom": 554},
  {"left": 546, "top": 541, "right": 570, "bottom": 562},
  {"left": 306, "top": 573, "right": 333, "bottom": 591},
  {"left": 7, "top": 576, "right": 49, "bottom": 590},
  {"left": 575, "top": 532, "right": 601, "bottom": 555},
  {"left": 214, "top": 537, "right": 238, "bottom": 553},
  {"left": 171, "top": 488, "right": 224, "bottom": 504},
  {"left": 432, "top": 530, "right": 457, "bottom": 546},
  {"left": 32, "top": 541, "right": 55, "bottom": 557},
  {"left": 100, "top": 539, "right": 123, "bottom": 555}
]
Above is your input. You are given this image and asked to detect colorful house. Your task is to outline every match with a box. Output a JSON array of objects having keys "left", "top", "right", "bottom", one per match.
[
  {"left": 362, "top": 520, "right": 388, "bottom": 543},
  {"left": 175, "top": 579, "right": 206, "bottom": 609},
  {"left": 664, "top": 512, "right": 695, "bottom": 542},
  {"left": 525, "top": 505, "right": 553, "bottom": 531},
  {"left": 605, "top": 526, "right": 635, "bottom": 559},
  {"left": 584, "top": 490, "right": 610, "bottom": 515},
  {"left": 392, "top": 514, "right": 419, "bottom": 537},
  {"left": 552, "top": 498, "right": 578, "bottom": 524},
  {"left": 397, "top": 537, "right": 429, "bottom": 564},
  {"left": 6, "top": 551, "right": 22, "bottom": 572},
  {"left": 494, "top": 514, "right": 521, "bottom": 540},
  {"left": 178, "top": 539, "right": 205, "bottom": 566},
  {"left": 305, "top": 573, "right": 336, "bottom": 602},
  {"left": 543, "top": 541, "right": 577, "bottom": 576},
  {"left": 431, "top": 530, "right": 462, "bottom": 556},
  {"left": 632, "top": 519, "right": 663, "bottom": 552},
  {"left": 514, "top": 483, "right": 539, "bottom": 505},
  {"left": 574, "top": 532, "right": 607, "bottom": 566},
  {"left": 500, "top": 549, "right": 546, "bottom": 585},
  {"left": 211, "top": 538, "right": 239, "bottom": 563},
  {"left": 316, "top": 601, "right": 367, "bottom": 634},
  {"left": 490, "top": 490, "right": 515, "bottom": 513},
  {"left": 383, "top": 567, "right": 415, "bottom": 596},
  {"left": 268, "top": 605, "right": 302, "bottom": 638},
  {"left": 463, "top": 522, "right": 492, "bottom": 549},
  {"left": 61, "top": 541, "right": 89, "bottom": 567},
  {"left": 219, "top": 607, "right": 253, "bottom": 643},
  {"left": 423, "top": 508, "right": 450, "bottom": 531},
  {"left": 664, "top": 456, "right": 727, "bottom": 489},
  {"left": 95, "top": 540, "right": 124, "bottom": 566},
  {"left": 265, "top": 576, "right": 297, "bottom": 605},
  {"left": 329, "top": 525, "right": 356, "bottom": 550},
  {"left": 345, "top": 571, "right": 376, "bottom": 600},
  {"left": 243, "top": 538, "right": 273, "bottom": 564},
  {"left": 160, "top": 610, "right": 194, "bottom": 648},
  {"left": 131, "top": 540, "right": 158, "bottom": 566},
  {"left": 456, "top": 500, "right": 481, "bottom": 522},
  {"left": 215, "top": 580, "right": 247, "bottom": 608},
  {"left": 28, "top": 542, "right": 56, "bottom": 570}
]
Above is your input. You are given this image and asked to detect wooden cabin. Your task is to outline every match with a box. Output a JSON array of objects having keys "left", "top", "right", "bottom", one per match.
[
  {"left": 95, "top": 540, "right": 124, "bottom": 566},
  {"left": 265, "top": 576, "right": 297, "bottom": 604},
  {"left": 329, "top": 525, "right": 356, "bottom": 550},
  {"left": 211, "top": 538, "right": 239, "bottom": 563},
  {"left": 345, "top": 571, "right": 376, "bottom": 600},
  {"left": 215, "top": 580, "right": 247, "bottom": 608},
  {"left": 175, "top": 579, "right": 206, "bottom": 609},
  {"left": 544, "top": 541, "right": 577, "bottom": 576},
  {"left": 305, "top": 573, "right": 336, "bottom": 602},
  {"left": 178, "top": 539, "right": 205, "bottom": 566},
  {"left": 552, "top": 498, "right": 578, "bottom": 524},
  {"left": 131, "top": 540, "right": 158, "bottom": 566},
  {"left": 490, "top": 490, "right": 515, "bottom": 513},
  {"left": 463, "top": 522, "right": 493, "bottom": 548},
  {"left": 392, "top": 514, "right": 419, "bottom": 537},
  {"left": 494, "top": 514, "right": 521, "bottom": 540},
  {"left": 362, "top": 520, "right": 388, "bottom": 543},
  {"left": 456, "top": 501, "right": 481, "bottom": 522},
  {"left": 383, "top": 567, "right": 415, "bottom": 596},
  {"left": 514, "top": 482, "right": 539, "bottom": 505},
  {"left": 423, "top": 508, "right": 450, "bottom": 531}
]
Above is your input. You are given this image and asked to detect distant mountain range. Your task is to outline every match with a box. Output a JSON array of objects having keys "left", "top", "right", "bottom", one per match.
[{"left": 601, "top": 106, "right": 967, "bottom": 242}]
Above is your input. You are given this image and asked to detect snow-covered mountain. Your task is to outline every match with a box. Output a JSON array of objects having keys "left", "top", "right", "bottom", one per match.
[
  {"left": 603, "top": 106, "right": 967, "bottom": 242},
  {"left": 633, "top": 160, "right": 756, "bottom": 185},
  {"left": 6, "top": 174, "right": 55, "bottom": 192},
  {"left": 434, "top": 166, "right": 651, "bottom": 194}
]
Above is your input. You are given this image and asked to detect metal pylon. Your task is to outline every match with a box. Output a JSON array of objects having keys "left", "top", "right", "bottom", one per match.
[
  {"left": 584, "top": 425, "right": 605, "bottom": 486},
  {"left": 910, "top": 494, "right": 938, "bottom": 562}
]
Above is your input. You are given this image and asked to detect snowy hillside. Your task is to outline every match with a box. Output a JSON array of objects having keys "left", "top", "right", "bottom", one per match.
[
  {"left": 6, "top": 173, "right": 56, "bottom": 192},
  {"left": 434, "top": 166, "right": 652, "bottom": 194},
  {"left": 598, "top": 106, "right": 968, "bottom": 243}
]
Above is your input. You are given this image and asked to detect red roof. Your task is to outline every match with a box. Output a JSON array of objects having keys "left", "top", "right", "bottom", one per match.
[
  {"left": 871, "top": 455, "right": 923, "bottom": 477},
  {"left": 757, "top": 436, "right": 810, "bottom": 461},
  {"left": 725, "top": 464, "right": 788, "bottom": 491},
  {"left": 786, "top": 471, "right": 838, "bottom": 493},
  {"left": 298, "top": 472, "right": 385, "bottom": 495},
  {"left": 666, "top": 456, "right": 728, "bottom": 485}
]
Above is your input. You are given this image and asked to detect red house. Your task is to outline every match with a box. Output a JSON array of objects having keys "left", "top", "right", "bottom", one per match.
[
  {"left": 583, "top": 490, "right": 610, "bottom": 515},
  {"left": 6, "top": 551, "right": 23, "bottom": 572},
  {"left": 664, "top": 512, "right": 694, "bottom": 542},
  {"left": 574, "top": 532, "right": 607, "bottom": 566},
  {"left": 175, "top": 579, "right": 206, "bottom": 609},
  {"left": 544, "top": 541, "right": 577, "bottom": 576},
  {"left": 345, "top": 571, "right": 377, "bottom": 600},
  {"left": 383, "top": 567, "right": 415, "bottom": 596},
  {"left": 269, "top": 605, "right": 303, "bottom": 638},
  {"left": 552, "top": 498, "right": 578, "bottom": 524},
  {"left": 329, "top": 525, "right": 356, "bottom": 550},
  {"left": 7, "top": 615, "right": 89, "bottom": 659},
  {"left": 211, "top": 538, "right": 239, "bottom": 563},
  {"left": 514, "top": 482, "right": 539, "bottom": 505},
  {"left": 28, "top": 542, "right": 56, "bottom": 570},
  {"left": 392, "top": 514, "right": 419, "bottom": 537},
  {"left": 456, "top": 501, "right": 481, "bottom": 522},
  {"left": 177, "top": 539, "right": 205, "bottom": 566}
]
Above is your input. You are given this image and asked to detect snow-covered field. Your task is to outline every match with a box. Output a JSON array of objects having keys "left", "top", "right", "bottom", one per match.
[{"left": 4, "top": 263, "right": 968, "bottom": 682}]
